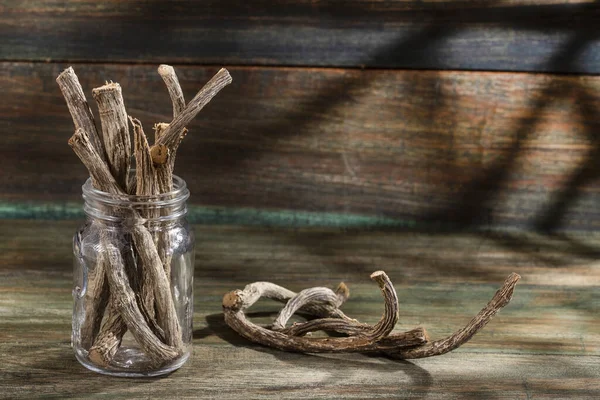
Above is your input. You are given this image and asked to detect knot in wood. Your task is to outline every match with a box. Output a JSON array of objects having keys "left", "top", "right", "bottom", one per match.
[
  {"left": 150, "top": 144, "right": 169, "bottom": 165},
  {"left": 222, "top": 291, "right": 243, "bottom": 310}
]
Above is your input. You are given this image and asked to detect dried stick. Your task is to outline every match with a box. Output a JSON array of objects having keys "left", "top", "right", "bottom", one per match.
[
  {"left": 132, "top": 225, "right": 184, "bottom": 351},
  {"left": 68, "top": 129, "right": 119, "bottom": 350},
  {"left": 271, "top": 282, "right": 350, "bottom": 331},
  {"left": 131, "top": 117, "right": 158, "bottom": 197},
  {"left": 153, "top": 129, "right": 177, "bottom": 283},
  {"left": 131, "top": 116, "right": 158, "bottom": 322},
  {"left": 224, "top": 272, "right": 520, "bottom": 357},
  {"left": 157, "top": 64, "right": 187, "bottom": 178},
  {"left": 68, "top": 129, "right": 122, "bottom": 195},
  {"left": 150, "top": 68, "right": 232, "bottom": 163},
  {"left": 78, "top": 249, "right": 110, "bottom": 350},
  {"left": 87, "top": 118, "right": 183, "bottom": 360},
  {"left": 158, "top": 65, "right": 186, "bottom": 118},
  {"left": 88, "top": 244, "right": 140, "bottom": 364},
  {"left": 280, "top": 319, "right": 428, "bottom": 349},
  {"left": 154, "top": 65, "right": 187, "bottom": 287},
  {"left": 223, "top": 271, "right": 400, "bottom": 353},
  {"left": 274, "top": 272, "right": 401, "bottom": 342},
  {"left": 57, "top": 67, "right": 105, "bottom": 162},
  {"left": 88, "top": 302, "right": 127, "bottom": 366},
  {"left": 69, "top": 128, "right": 181, "bottom": 361},
  {"left": 102, "top": 243, "right": 180, "bottom": 364},
  {"left": 237, "top": 281, "right": 354, "bottom": 321},
  {"left": 89, "top": 115, "right": 157, "bottom": 363},
  {"left": 92, "top": 83, "right": 131, "bottom": 190},
  {"left": 154, "top": 122, "right": 187, "bottom": 178},
  {"left": 386, "top": 273, "right": 521, "bottom": 359},
  {"left": 85, "top": 82, "right": 132, "bottom": 355}
]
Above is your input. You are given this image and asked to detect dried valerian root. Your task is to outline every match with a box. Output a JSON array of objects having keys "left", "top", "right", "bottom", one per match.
[
  {"left": 223, "top": 271, "right": 520, "bottom": 358},
  {"left": 59, "top": 65, "right": 232, "bottom": 367}
]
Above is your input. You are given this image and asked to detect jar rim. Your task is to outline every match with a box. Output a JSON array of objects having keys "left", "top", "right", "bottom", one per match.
[{"left": 82, "top": 174, "right": 190, "bottom": 207}]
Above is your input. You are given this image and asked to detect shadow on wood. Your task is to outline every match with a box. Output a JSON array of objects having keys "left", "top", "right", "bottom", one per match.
[{"left": 196, "top": 312, "right": 434, "bottom": 396}]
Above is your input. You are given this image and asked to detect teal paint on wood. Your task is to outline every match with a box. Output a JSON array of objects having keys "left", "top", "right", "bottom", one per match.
[{"left": 0, "top": 201, "right": 426, "bottom": 229}]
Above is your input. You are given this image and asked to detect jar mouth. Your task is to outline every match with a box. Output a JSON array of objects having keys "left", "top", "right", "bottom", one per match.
[
  {"left": 82, "top": 175, "right": 190, "bottom": 223},
  {"left": 82, "top": 175, "right": 190, "bottom": 206}
]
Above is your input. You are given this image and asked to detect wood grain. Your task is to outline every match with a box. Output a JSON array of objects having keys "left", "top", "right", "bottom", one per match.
[
  {"left": 1, "top": 220, "right": 599, "bottom": 398},
  {"left": 1, "top": 1, "right": 599, "bottom": 73},
  {"left": 2, "top": 62, "right": 600, "bottom": 230}
]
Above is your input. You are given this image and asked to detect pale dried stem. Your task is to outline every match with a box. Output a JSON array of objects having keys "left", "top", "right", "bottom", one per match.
[
  {"left": 89, "top": 117, "right": 160, "bottom": 362},
  {"left": 131, "top": 117, "right": 158, "bottom": 199},
  {"left": 78, "top": 248, "right": 110, "bottom": 350},
  {"left": 68, "top": 129, "right": 122, "bottom": 194},
  {"left": 237, "top": 282, "right": 353, "bottom": 321},
  {"left": 132, "top": 225, "right": 183, "bottom": 350},
  {"left": 153, "top": 122, "right": 181, "bottom": 281},
  {"left": 68, "top": 129, "right": 117, "bottom": 351},
  {"left": 132, "top": 115, "right": 159, "bottom": 320},
  {"left": 68, "top": 128, "right": 182, "bottom": 361},
  {"left": 386, "top": 273, "right": 521, "bottom": 359},
  {"left": 92, "top": 82, "right": 131, "bottom": 190},
  {"left": 155, "top": 64, "right": 187, "bottom": 283},
  {"left": 158, "top": 65, "right": 186, "bottom": 118},
  {"left": 272, "top": 284, "right": 353, "bottom": 330},
  {"left": 88, "top": 302, "right": 127, "bottom": 366},
  {"left": 85, "top": 82, "right": 132, "bottom": 356},
  {"left": 89, "top": 244, "right": 141, "bottom": 363},
  {"left": 102, "top": 243, "right": 179, "bottom": 364},
  {"left": 223, "top": 271, "right": 520, "bottom": 358},
  {"left": 57, "top": 67, "right": 105, "bottom": 163},
  {"left": 151, "top": 68, "right": 232, "bottom": 162},
  {"left": 223, "top": 272, "right": 400, "bottom": 352},
  {"left": 279, "top": 318, "right": 428, "bottom": 349}
]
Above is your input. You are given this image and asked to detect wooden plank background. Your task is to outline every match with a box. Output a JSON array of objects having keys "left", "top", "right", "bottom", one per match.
[
  {"left": 2, "top": 63, "right": 600, "bottom": 230},
  {"left": 1, "top": 1, "right": 599, "bottom": 73},
  {"left": 1, "top": 1, "right": 599, "bottom": 231},
  {"left": 2, "top": 220, "right": 600, "bottom": 398}
]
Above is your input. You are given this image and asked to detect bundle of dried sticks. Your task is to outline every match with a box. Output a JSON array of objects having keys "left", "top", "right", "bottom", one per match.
[
  {"left": 58, "top": 65, "right": 232, "bottom": 366},
  {"left": 223, "top": 271, "right": 520, "bottom": 358}
]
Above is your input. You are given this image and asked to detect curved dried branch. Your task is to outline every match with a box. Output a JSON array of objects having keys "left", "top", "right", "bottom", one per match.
[
  {"left": 237, "top": 281, "right": 353, "bottom": 323},
  {"left": 151, "top": 68, "right": 232, "bottom": 163},
  {"left": 385, "top": 273, "right": 521, "bottom": 359},
  {"left": 158, "top": 65, "right": 186, "bottom": 118},
  {"left": 102, "top": 243, "right": 179, "bottom": 365},
  {"left": 272, "top": 284, "right": 351, "bottom": 330},
  {"left": 279, "top": 317, "right": 428, "bottom": 349},
  {"left": 223, "top": 272, "right": 400, "bottom": 353},
  {"left": 367, "top": 271, "right": 399, "bottom": 340}
]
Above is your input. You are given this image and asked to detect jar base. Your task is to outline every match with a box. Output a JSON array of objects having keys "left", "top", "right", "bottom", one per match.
[{"left": 75, "top": 347, "right": 190, "bottom": 378}]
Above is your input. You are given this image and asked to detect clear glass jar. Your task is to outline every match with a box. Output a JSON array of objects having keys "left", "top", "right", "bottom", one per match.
[{"left": 72, "top": 175, "right": 194, "bottom": 377}]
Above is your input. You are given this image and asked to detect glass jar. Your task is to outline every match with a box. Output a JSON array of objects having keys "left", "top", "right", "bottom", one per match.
[{"left": 72, "top": 175, "right": 194, "bottom": 377}]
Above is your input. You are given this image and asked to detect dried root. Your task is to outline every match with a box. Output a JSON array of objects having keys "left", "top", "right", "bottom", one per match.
[
  {"left": 59, "top": 65, "right": 232, "bottom": 367},
  {"left": 223, "top": 271, "right": 520, "bottom": 358}
]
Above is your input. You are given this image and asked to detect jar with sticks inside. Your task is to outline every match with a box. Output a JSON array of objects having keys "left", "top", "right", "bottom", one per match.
[{"left": 57, "top": 65, "right": 231, "bottom": 376}]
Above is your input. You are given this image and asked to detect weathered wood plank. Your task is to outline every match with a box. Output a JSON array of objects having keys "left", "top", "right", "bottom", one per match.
[
  {"left": 2, "top": 63, "right": 600, "bottom": 230},
  {"left": 2, "top": 344, "right": 600, "bottom": 399},
  {"left": 1, "top": 220, "right": 599, "bottom": 398},
  {"left": 1, "top": 1, "right": 599, "bottom": 73}
]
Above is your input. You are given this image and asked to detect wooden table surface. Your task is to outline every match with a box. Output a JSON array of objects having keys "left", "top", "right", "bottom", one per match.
[{"left": 1, "top": 220, "right": 599, "bottom": 399}]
